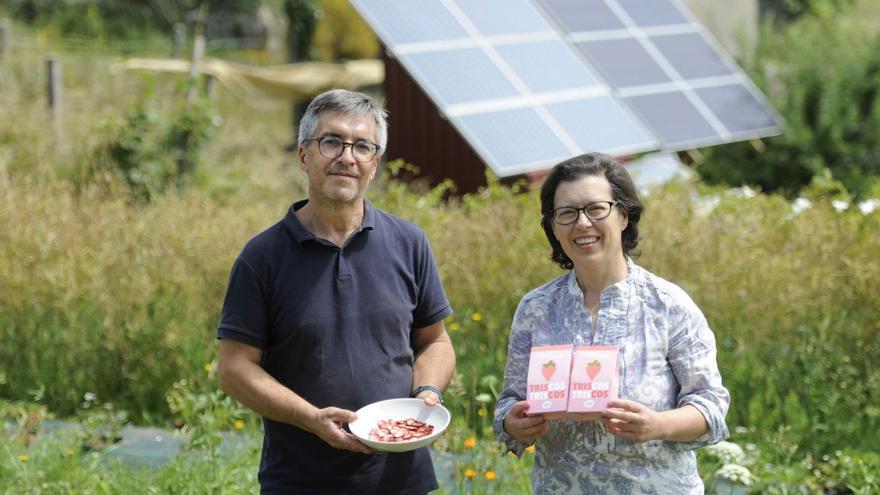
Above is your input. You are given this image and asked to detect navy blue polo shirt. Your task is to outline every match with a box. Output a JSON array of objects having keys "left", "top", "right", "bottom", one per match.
[{"left": 217, "top": 199, "right": 452, "bottom": 494}]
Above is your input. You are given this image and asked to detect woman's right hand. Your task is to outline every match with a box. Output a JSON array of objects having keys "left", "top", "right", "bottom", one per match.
[{"left": 504, "top": 400, "right": 550, "bottom": 444}]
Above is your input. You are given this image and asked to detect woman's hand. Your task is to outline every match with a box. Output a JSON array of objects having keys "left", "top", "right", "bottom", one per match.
[
  {"left": 600, "top": 399, "right": 664, "bottom": 443},
  {"left": 504, "top": 400, "right": 550, "bottom": 444}
]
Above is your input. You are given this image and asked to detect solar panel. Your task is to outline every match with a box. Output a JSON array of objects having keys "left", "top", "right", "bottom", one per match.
[{"left": 349, "top": 0, "right": 781, "bottom": 177}]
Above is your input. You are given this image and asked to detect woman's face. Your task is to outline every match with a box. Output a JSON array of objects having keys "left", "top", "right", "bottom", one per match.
[{"left": 551, "top": 174, "right": 628, "bottom": 269}]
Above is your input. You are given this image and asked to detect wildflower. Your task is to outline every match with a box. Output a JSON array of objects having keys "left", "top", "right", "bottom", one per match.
[
  {"left": 83, "top": 392, "right": 97, "bottom": 402},
  {"left": 484, "top": 470, "right": 496, "bottom": 480},
  {"left": 791, "top": 197, "right": 812, "bottom": 214},
  {"left": 449, "top": 322, "right": 461, "bottom": 331},
  {"left": 831, "top": 200, "right": 849, "bottom": 212},
  {"left": 858, "top": 198, "right": 880, "bottom": 215},
  {"left": 478, "top": 407, "right": 487, "bottom": 417},
  {"left": 19, "top": 455, "right": 28, "bottom": 462},
  {"left": 464, "top": 436, "right": 476, "bottom": 449},
  {"left": 204, "top": 362, "right": 214, "bottom": 373},
  {"left": 714, "top": 464, "right": 753, "bottom": 486},
  {"left": 705, "top": 441, "right": 747, "bottom": 465},
  {"left": 463, "top": 468, "right": 476, "bottom": 479},
  {"left": 475, "top": 393, "right": 492, "bottom": 404},
  {"left": 234, "top": 419, "right": 245, "bottom": 430},
  {"left": 525, "top": 445, "right": 536, "bottom": 453},
  {"left": 471, "top": 313, "right": 482, "bottom": 322}
]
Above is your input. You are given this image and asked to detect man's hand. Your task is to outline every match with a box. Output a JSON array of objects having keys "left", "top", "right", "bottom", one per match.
[
  {"left": 307, "top": 407, "right": 374, "bottom": 454},
  {"left": 600, "top": 399, "right": 663, "bottom": 443},
  {"left": 503, "top": 400, "right": 549, "bottom": 444},
  {"left": 414, "top": 389, "right": 442, "bottom": 406}
]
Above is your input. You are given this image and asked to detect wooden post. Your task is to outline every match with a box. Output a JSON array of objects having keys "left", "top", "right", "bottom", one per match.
[
  {"left": 204, "top": 74, "right": 216, "bottom": 99},
  {"left": 46, "top": 55, "right": 64, "bottom": 148},
  {"left": 188, "top": 34, "right": 205, "bottom": 102},
  {"left": 0, "top": 19, "right": 10, "bottom": 63},
  {"left": 172, "top": 23, "right": 186, "bottom": 59}
]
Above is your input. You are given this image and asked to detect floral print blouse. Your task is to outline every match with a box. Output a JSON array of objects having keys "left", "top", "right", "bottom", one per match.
[{"left": 494, "top": 260, "right": 730, "bottom": 494}]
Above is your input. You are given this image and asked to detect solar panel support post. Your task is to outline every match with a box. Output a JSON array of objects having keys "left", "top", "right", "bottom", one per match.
[{"left": 749, "top": 138, "right": 766, "bottom": 153}]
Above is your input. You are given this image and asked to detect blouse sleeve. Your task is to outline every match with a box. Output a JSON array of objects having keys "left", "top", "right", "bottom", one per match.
[
  {"left": 667, "top": 292, "right": 731, "bottom": 450},
  {"left": 493, "top": 299, "right": 534, "bottom": 457}
]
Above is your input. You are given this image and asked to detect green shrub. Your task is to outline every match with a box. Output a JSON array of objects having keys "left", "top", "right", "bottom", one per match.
[{"left": 699, "top": 13, "right": 880, "bottom": 199}]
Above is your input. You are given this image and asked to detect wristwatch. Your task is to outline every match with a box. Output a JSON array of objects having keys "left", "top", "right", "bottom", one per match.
[{"left": 411, "top": 385, "right": 444, "bottom": 403}]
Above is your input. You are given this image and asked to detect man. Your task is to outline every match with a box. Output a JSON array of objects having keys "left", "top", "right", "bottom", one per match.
[{"left": 217, "top": 89, "right": 455, "bottom": 494}]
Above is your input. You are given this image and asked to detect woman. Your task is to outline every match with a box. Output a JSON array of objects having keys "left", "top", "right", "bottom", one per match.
[{"left": 494, "top": 153, "right": 730, "bottom": 494}]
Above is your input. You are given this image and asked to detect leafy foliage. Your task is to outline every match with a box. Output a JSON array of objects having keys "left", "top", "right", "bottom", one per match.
[
  {"left": 699, "top": 14, "right": 880, "bottom": 199},
  {"left": 99, "top": 99, "right": 218, "bottom": 200}
]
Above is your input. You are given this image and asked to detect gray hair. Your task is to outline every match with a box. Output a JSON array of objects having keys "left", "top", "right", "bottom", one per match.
[{"left": 297, "top": 89, "right": 388, "bottom": 154}]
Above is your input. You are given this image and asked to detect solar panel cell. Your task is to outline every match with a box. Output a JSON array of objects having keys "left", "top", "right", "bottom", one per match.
[
  {"left": 614, "top": 0, "right": 689, "bottom": 27},
  {"left": 695, "top": 84, "right": 779, "bottom": 135},
  {"left": 577, "top": 39, "right": 671, "bottom": 88},
  {"left": 625, "top": 91, "right": 718, "bottom": 147},
  {"left": 458, "top": 108, "right": 570, "bottom": 173},
  {"left": 538, "top": 0, "right": 625, "bottom": 33},
  {"left": 545, "top": 97, "right": 654, "bottom": 154},
  {"left": 495, "top": 40, "right": 599, "bottom": 93},
  {"left": 650, "top": 33, "right": 734, "bottom": 80},
  {"left": 454, "top": 0, "right": 554, "bottom": 36},
  {"left": 357, "top": 0, "right": 468, "bottom": 44},
  {"left": 404, "top": 48, "right": 519, "bottom": 105}
]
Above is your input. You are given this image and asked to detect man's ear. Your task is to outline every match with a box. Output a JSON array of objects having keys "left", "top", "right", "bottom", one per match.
[{"left": 297, "top": 145, "right": 307, "bottom": 170}]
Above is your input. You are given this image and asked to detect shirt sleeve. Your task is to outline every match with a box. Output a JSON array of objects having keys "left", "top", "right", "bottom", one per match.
[
  {"left": 666, "top": 293, "right": 731, "bottom": 450},
  {"left": 493, "top": 299, "right": 534, "bottom": 457},
  {"left": 217, "top": 256, "right": 270, "bottom": 349},
  {"left": 412, "top": 233, "right": 453, "bottom": 329}
]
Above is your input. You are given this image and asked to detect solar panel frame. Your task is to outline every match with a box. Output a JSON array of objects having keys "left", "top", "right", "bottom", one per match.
[{"left": 349, "top": 0, "right": 782, "bottom": 176}]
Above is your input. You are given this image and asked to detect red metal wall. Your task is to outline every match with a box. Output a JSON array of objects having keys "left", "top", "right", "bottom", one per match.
[{"left": 381, "top": 49, "right": 491, "bottom": 194}]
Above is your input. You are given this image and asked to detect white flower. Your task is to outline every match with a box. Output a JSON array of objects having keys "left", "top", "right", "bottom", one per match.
[
  {"left": 83, "top": 392, "right": 97, "bottom": 402},
  {"left": 831, "top": 200, "right": 849, "bottom": 212},
  {"left": 729, "top": 186, "right": 757, "bottom": 199},
  {"left": 791, "top": 197, "right": 812, "bottom": 214},
  {"left": 706, "top": 441, "right": 747, "bottom": 464},
  {"left": 715, "top": 463, "right": 754, "bottom": 486},
  {"left": 858, "top": 198, "right": 879, "bottom": 215},
  {"left": 694, "top": 194, "right": 721, "bottom": 217}
]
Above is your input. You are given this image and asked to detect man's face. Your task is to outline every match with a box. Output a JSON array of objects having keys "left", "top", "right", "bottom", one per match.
[{"left": 298, "top": 111, "right": 380, "bottom": 207}]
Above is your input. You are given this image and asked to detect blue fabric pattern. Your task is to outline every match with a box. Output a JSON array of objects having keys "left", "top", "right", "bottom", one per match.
[{"left": 494, "top": 260, "right": 730, "bottom": 494}]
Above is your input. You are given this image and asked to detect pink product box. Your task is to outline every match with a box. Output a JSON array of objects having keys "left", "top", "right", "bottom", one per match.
[
  {"left": 526, "top": 345, "right": 573, "bottom": 414},
  {"left": 567, "top": 345, "right": 620, "bottom": 413}
]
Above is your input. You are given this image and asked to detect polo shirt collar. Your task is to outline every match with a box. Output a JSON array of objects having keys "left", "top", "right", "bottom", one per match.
[{"left": 283, "top": 198, "right": 376, "bottom": 245}]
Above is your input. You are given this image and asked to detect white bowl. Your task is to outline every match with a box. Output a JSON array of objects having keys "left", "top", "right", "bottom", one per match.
[{"left": 349, "top": 398, "right": 450, "bottom": 453}]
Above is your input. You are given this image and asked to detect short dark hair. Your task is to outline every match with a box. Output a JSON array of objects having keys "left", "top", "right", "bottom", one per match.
[{"left": 540, "top": 153, "right": 644, "bottom": 269}]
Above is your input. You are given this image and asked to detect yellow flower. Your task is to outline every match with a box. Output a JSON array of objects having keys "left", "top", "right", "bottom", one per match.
[
  {"left": 471, "top": 313, "right": 482, "bottom": 321},
  {"left": 19, "top": 455, "right": 28, "bottom": 462},
  {"left": 203, "top": 362, "right": 213, "bottom": 373},
  {"left": 484, "top": 470, "right": 497, "bottom": 480},
  {"left": 525, "top": 445, "right": 536, "bottom": 453},
  {"left": 449, "top": 322, "right": 461, "bottom": 331},
  {"left": 478, "top": 407, "right": 487, "bottom": 417},
  {"left": 464, "top": 436, "right": 476, "bottom": 449},
  {"left": 463, "top": 468, "right": 476, "bottom": 479},
  {"left": 234, "top": 419, "right": 245, "bottom": 430}
]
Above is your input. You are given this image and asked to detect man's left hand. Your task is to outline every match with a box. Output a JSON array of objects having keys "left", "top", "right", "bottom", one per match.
[
  {"left": 414, "top": 389, "right": 441, "bottom": 406},
  {"left": 600, "top": 399, "right": 664, "bottom": 443}
]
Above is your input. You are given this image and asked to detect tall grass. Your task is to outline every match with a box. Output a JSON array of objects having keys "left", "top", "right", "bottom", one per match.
[{"left": 2, "top": 23, "right": 879, "bottom": 465}]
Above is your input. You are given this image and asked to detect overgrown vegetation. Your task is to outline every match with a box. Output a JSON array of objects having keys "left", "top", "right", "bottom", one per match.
[
  {"left": 2, "top": 6, "right": 880, "bottom": 494},
  {"left": 700, "top": 12, "right": 880, "bottom": 199}
]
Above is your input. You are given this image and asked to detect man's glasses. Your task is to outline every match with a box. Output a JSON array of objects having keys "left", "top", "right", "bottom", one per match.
[
  {"left": 552, "top": 201, "right": 617, "bottom": 225},
  {"left": 303, "top": 135, "right": 380, "bottom": 163}
]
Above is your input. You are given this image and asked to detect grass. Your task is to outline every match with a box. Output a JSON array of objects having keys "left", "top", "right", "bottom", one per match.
[{"left": 2, "top": 17, "right": 880, "bottom": 494}]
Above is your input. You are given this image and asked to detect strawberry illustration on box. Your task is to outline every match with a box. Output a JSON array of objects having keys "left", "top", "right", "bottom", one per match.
[
  {"left": 526, "top": 345, "right": 573, "bottom": 414},
  {"left": 567, "top": 345, "right": 620, "bottom": 413}
]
